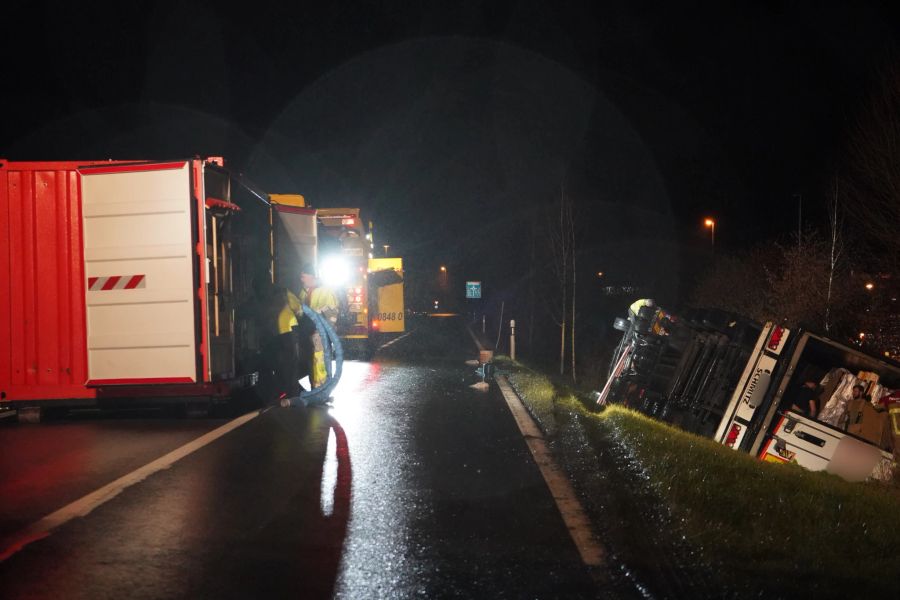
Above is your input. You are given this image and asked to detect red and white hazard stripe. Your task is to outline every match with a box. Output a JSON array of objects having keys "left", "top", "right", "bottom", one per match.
[{"left": 87, "top": 275, "right": 146, "bottom": 291}]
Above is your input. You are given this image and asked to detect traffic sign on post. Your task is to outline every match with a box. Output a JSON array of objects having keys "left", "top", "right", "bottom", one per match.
[{"left": 465, "top": 281, "right": 482, "bottom": 299}]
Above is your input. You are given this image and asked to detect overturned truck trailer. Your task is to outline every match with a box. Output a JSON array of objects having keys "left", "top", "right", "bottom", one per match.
[
  {"left": 0, "top": 158, "right": 316, "bottom": 417},
  {"left": 602, "top": 304, "right": 898, "bottom": 481}
]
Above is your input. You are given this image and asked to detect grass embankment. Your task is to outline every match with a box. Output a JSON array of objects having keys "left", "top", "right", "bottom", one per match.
[{"left": 502, "top": 362, "right": 900, "bottom": 596}]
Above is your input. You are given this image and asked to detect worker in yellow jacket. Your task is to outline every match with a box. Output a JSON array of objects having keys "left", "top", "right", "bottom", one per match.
[
  {"left": 628, "top": 298, "right": 656, "bottom": 320},
  {"left": 277, "top": 288, "right": 301, "bottom": 335},
  {"left": 299, "top": 264, "right": 339, "bottom": 388},
  {"left": 272, "top": 285, "right": 302, "bottom": 402}
]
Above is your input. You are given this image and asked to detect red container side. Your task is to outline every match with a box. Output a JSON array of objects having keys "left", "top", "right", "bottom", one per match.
[{"left": 0, "top": 162, "right": 94, "bottom": 402}]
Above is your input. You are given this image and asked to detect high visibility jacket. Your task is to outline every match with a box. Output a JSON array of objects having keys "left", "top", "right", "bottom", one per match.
[
  {"left": 277, "top": 290, "right": 301, "bottom": 334},
  {"left": 300, "top": 286, "right": 339, "bottom": 323},
  {"left": 629, "top": 298, "right": 654, "bottom": 317}
]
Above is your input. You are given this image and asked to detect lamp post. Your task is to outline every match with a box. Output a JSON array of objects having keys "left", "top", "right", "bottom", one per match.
[
  {"left": 704, "top": 218, "right": 716, "bottom": 250},
  {"left": 438, "top": 265, "right": 448, "bottom": 293}
]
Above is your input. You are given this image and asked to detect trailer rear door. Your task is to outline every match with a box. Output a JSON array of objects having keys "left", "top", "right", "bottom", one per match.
[
  {"left": 714, "top": 322, "right": 790, "bottom": 450},
  {"left": 79, "top": 162, "right": 198, "bottom": 384},
  {"left": 271, "top": 203, "right": 317, "bottom": 287}
]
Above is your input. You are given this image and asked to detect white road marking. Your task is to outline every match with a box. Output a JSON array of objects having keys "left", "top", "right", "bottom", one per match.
[
  {"left": 467, "top": 325, "right": 606, "bottom": 567},
  {"left": 378, "top": 329, "right": 414, "bottom": 350},
  {"left": 495, "top": 377, "right": 606, "bottom": 567},
  {"left": 0, "top": 409, "right": 261, "bottom": 562}
]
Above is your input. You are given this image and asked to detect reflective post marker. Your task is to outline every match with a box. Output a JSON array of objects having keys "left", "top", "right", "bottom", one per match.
[{"left": 510, "top": 319, "right": 516, "bottom": 361}]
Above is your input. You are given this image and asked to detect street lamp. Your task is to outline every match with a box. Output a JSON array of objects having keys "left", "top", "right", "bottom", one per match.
[
  {"left": 865, "top": 282, "right": 875, "bottom": 291},
  {"left": 597, "top": 271, "right": 604, "bottom": 278},
  {"left": 704, "top": 218, "right": 716, "bottom": 249},
  {"left": 438, "top": 265, "right": 448, "bottom": 294}
]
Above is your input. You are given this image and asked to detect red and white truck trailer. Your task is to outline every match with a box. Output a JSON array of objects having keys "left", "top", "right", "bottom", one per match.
[{"left": 0, "top": 158, "right": 316, "bottom": 417}]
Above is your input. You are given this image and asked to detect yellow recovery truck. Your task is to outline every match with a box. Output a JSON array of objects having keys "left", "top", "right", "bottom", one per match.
[{"left": 271, "top": 203, "right": 404, "bottom": 358}]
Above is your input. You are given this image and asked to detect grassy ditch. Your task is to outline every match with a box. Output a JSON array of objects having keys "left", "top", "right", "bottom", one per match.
[{"left": 502, "top": 361, "right": 900, "bottom": 598}]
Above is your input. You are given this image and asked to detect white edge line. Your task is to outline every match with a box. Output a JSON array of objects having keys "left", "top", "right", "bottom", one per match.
[
  {"left": 496, "top": 376, "right": 606, "bottom": 567},
  {"left": 378, "top": 329, "right": 415, "bottom": 350},
  {"left": 0, "top": 409, "right": 262, "bottom": 562},
  {"left": 466, "top": 324, "right": 605, "bottom": 567}
]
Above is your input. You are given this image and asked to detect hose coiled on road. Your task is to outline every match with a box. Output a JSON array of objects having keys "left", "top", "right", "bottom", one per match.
[{"left": 293, "top": 304, "right": 344, "bottom": 406}]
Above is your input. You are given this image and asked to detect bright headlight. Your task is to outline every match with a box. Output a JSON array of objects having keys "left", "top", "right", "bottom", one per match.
[{"left": 320, "top": 255, "right": 351, "bottom": 287}]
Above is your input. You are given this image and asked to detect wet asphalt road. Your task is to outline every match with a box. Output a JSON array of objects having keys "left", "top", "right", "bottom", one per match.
[{"left": 0, "top": 315, "right": 604, "bottom": 599}]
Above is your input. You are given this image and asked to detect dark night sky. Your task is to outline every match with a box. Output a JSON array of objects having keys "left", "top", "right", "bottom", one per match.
[{"left": 3, "top": 1, "right": 899, "bottom": 308}]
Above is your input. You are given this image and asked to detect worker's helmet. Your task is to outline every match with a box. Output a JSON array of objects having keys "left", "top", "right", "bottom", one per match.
[
  {"left": 645, "top": 298, "right": 656, "bottom": 308},
  {"left": 299, "top": 263, "right": 317, "bottom": 277}
]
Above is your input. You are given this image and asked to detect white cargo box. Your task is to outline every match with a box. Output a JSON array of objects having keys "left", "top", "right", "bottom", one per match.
[{"left": 760, "top": 411, "right": 894, "bottom": 482}]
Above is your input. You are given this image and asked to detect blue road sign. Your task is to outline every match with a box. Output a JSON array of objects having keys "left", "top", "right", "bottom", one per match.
[{"left": 466, "top": 281, "right": 482, "bottom": 299}]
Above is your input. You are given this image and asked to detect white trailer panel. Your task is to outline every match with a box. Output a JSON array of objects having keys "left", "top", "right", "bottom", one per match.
[{"left": 80, "top": 163, "right": 198, "bottom": 384}]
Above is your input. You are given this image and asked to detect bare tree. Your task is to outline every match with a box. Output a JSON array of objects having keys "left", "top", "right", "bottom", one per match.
[
  {"left": 569, "top": 199, "right": 588, "bottom": 383},
  {"left": 569, "top": 199, "right": 578, "bottom": 383},
  {"left": 689, "top": 248, "right": 772, "bottom": 321},
  {"left": 824, "top": 179, "right": 844, "bottom": 333},
  {"left": 843, "top": 64, "right": 900, "bottom": 271},
  {"left": 690, "top": 230, "right": 861, "bottom": 336},
  {"left": 570, "top": 236, "right": 577, "bottom": 383},
  {"left": 528, "top": 212, "right": 537, "bottom": 353},
  {"left": 547, "top": 182, "right": 574, "bottom": 375},
  {"left": 766, "top": 232, "right": 831, "bottom": 330}
]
